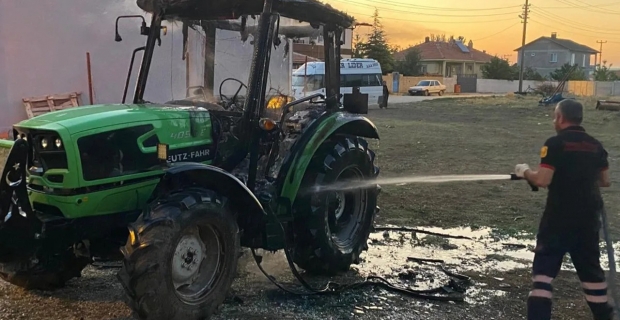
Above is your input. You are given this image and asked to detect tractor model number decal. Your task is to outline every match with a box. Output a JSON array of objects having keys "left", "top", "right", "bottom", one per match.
[
  {"left": 167, "top": 145, "right": 215, "bottom": 163},
  {"left": 171, "top": 131, "right": 191, "bottom": 139}
]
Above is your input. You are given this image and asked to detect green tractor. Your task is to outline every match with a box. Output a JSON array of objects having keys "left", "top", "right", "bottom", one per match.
[{"left": 0, "top": 0, "right": 379, "bottom": 319}]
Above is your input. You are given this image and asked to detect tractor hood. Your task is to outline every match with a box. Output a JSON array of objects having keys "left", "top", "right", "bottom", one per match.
[{"left": 15, "top": 103, "right": 204, "bottom": 134}]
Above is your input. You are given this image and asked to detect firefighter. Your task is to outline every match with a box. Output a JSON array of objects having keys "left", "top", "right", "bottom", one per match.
[{"left": 514, "top": 99, "right": 612, "bottom": 320}]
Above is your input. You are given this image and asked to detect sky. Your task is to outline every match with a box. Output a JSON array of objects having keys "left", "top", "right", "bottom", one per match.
[{"left": 324, "top": 0, "right": 620, "bottom": 66}]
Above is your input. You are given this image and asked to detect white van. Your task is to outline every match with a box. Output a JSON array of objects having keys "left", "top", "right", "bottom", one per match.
[{"left": 291, "top": 58, "right": 384, "bottom": 105}]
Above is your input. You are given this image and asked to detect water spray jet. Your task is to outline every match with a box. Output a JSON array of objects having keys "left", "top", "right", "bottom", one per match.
[{"left": 306, "top": 173, "right": 538, "bottom": 194}]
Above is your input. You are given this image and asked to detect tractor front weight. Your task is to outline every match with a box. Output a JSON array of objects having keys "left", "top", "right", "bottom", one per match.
[{"left": 0, "top": 138, "right": 41, "bottom": 258}]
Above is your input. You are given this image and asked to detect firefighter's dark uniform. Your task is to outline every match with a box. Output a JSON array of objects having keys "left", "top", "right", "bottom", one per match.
[{"left": 529, "top": 125, "right": 612, "bottom": 320}]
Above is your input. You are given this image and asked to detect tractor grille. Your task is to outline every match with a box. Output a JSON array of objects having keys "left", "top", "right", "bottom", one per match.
[{"left": 14, "top": 128, "right": 68, "bottom": 175}]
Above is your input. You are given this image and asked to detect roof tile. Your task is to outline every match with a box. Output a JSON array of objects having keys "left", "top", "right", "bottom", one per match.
[
  {"left": 514, "top": 36, "right": 598, "bottom": 53},
  {"left": 394, "top": 41, "right": 495, "bottom": 63}
]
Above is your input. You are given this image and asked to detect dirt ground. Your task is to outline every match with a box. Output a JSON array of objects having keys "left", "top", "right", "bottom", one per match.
[{"left": 0, "top": 95, "right": 618, "bottom": 319}]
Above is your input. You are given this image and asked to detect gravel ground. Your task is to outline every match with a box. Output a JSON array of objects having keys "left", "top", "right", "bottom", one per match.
[{"left": 0, "top": 227, "right": 571, "bottom": 320}]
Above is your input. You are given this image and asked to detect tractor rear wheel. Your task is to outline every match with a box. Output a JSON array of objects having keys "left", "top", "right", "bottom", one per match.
[
  {"left": 118, "top": 189, "right": 240, "bottom": 320},
  {"left": 0, "top": 245, "right": 91, "bottom": 290},
  {"left": 292, "top": 135, "right": 379, "bottom": 275}
]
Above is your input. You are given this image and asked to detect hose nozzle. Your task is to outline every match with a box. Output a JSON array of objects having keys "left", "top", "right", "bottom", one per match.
[{"left": 510, "top": 173, "right": 539, "bottom": 192}]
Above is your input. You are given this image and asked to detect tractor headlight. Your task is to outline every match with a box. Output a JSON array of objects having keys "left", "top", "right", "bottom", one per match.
[
  {"left": 41, "top": 138, "right": 48, "bottom": 149},
  {"left": 266, "top": 95, "right": 293, "bottom": 109},
  {"left": 55, "top": 138, "right": 62, "bottom": 148}
]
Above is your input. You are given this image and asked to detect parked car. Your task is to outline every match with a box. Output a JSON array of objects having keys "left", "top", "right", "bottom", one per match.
[{"left": 408, "top": 80, "right": 446, "bottom": 96}]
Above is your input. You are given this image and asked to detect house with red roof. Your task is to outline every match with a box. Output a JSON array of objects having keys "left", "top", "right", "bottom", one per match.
[{"left": 393, "top": 37, "right": 495, "bottom": 77}]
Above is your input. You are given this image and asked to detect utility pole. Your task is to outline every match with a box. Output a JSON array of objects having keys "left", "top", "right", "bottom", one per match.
[
  {"left": 518, "top": 0, "right": 530, "bottom": 93},
  {"left": 597, "top": 40, "right": 607, "bottom": 67}
]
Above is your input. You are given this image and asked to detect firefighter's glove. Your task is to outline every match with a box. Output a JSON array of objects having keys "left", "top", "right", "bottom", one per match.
[{"left": 514, "top": 164, "right": 530, "bottom": 178}]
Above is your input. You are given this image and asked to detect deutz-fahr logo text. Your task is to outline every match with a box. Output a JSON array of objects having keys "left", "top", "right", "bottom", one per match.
[{"left": 168, "top": 149, "right": 211, "bottom": 162}]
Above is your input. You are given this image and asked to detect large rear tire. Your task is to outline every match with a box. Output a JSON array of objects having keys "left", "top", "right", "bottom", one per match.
[
  {"left": 0, "top": 245, "right": 91, "bottom": 290},
  {"left": 118, "top": 188, "right": 240, "bottom": 320},
  {"left": 292, "top": 135, "right": 379, "bottom": 275}
]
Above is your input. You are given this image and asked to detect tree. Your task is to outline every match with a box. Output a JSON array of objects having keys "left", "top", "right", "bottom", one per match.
[
  {"left": 425, "top": 34, "right": 467, "bottom": 43},
  {"left": 356, "top": 9, "right": 395, "bottom": 73},
  {"left": 593, "top": 61, "right": 618, "bottom": 81},
  {"left": 352, "top": 34, "right": 365, "bottom": 58},
  {"left": 523, "top": 67, "right": 546, "bottom": 81},
  {"left": 549, "top": 63, "right": 587, "bottom": 81},
  {"left": 389, "top": 44, "right": 402, "bottom": 55},
  {"left": 481, "top": 56, "right": 517, "bottom": 80},
  {"left": 395, "top": 48, "right": 422, "bottom": 76}
]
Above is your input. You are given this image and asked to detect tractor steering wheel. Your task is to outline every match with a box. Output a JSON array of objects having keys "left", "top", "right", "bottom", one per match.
[{"left": 219, "top": 78, "right": 247, "bottom": 111}]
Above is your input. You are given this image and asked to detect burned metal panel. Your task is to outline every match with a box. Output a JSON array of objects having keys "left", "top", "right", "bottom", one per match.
[{"left": 137, "top": 0, "right": 355, "bottom": 28}]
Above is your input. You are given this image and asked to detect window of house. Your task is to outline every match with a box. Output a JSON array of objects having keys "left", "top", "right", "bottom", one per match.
[
  {"left": 550, "top": 53, "right": 558, "bottom": 63},
  {"left": 582, "top": 55, "right": 586, "bottom": 67},
  {"left": 571, "top": 53, "right": 575, "bottom": 65}
]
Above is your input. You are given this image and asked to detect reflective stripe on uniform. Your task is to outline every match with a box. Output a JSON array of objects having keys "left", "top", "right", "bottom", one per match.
[
  {"left": 582, "top": 282, "right": 607, "bottom": 290},
  {"left": 529, "top": 289, "right": 553, "bottom": 298},
  {"left": 533, "top": 275, "right": 553, "bottom": 283},
  {"left": 585, "top": 295, "right": 608, "bottom": 303},
  {"left": 530, "top": 274, "right": 554, "bottom": 299},
  {"left": 582, "top": 282, "right": 608, "bottom": 303}
]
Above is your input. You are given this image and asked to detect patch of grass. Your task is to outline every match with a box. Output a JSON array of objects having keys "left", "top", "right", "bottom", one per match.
[
  {"left": 491, "top": 227, "right": 533, "bottom": 240},
  {"left": 368, "top": 95, "right": 620, "bottom": 236}
]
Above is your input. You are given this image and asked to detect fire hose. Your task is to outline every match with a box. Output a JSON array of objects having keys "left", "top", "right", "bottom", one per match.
[
  {"left": 600, "top": 203, "right": 620, "bottom": 319},
  {"left": 251, "top": 215, "right": 471, "bottom": 302},
  {"left": 249, "top": 173, "right": 535, "bottom": 302},
  {"left": 251, "top": 173, "right": 620, "bottom": 313}
]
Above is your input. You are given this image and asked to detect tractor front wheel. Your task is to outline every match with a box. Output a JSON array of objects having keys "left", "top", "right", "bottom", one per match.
[
  {"left": 292, "top": 135, "right": 379, "bottom": 275},
  {"left": 118, "top": 189, "right": 240, "bottom": 320}
]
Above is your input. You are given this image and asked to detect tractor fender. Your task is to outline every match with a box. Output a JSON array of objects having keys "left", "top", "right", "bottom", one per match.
[
  {"left": 276, "top": 111, "right": 379, "bottom": 213},
  {"left": 151, "top": 162, "right": 265, "bottom": 217}
]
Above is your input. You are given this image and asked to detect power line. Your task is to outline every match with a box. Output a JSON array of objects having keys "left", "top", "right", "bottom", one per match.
[
  {"left": 538, "top": 0, "right": 620, "bottom": 8},
  {"left": 529, "top": 18, "right": 620, "bottom": 42},
  {"left": 550, "top": 0, "right": 620, "bottom": 14},
  {"left": 534, "top": 7, "right": 620, "bottom": 35},
  {"left": 333, "top": 0, "right": 523, "bottom": 12},
  {"left": 562, "top": 0, "right": 620, "bottom": 13},
  {"left": 328, "top": 0, "right": 521, "bottom": 17},
  {"left": 531, "top": 10, "right": 620, "bottom": 35},
  {"left": 472, "top": 23, "right": 520, "bottom": 41},
  {"left": 343, "top": 10, "right": 515, "bottom": 24},
  {"left": 518, "top": 0, "right": 530, "bottom": 93}
]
